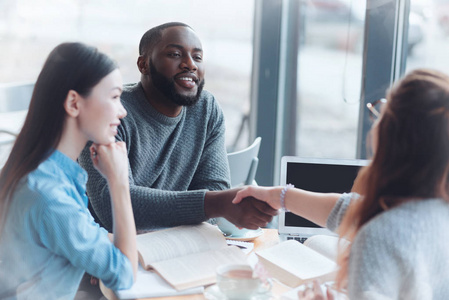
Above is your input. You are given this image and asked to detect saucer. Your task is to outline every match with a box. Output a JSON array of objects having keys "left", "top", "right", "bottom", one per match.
[
  {"left": 223, "top": 228, "right": 264, "bottom": 241},
  {"left": 204, "top": 284, "right": 272, "bottom": 300}
]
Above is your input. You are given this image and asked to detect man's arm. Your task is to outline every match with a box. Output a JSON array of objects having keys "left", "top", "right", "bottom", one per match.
[
  {"left": 80, "top": 147, "right": 276, "bottom": 231},
  {"left": 79, "top": 146, "right": 209, "bottom": 231}
]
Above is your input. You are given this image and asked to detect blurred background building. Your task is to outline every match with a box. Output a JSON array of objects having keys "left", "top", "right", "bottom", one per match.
[{"left": 1, "top": 0, "right": 448, "bottom": 184}]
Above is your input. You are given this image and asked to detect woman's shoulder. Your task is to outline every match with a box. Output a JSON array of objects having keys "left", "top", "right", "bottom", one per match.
[
  {"left": 355, "top": 198, "right": 449, "bottom": 250},
  {"left": 9, "top": 171, "right": 75, "bottom": 231},
  {"left": 18, "top": 174, "right": 69, "bottom": 209},
  {"left": 349, "top": 199, "right": 449, "bottom": 299},
  {"left": 369, "top": 198, "right": 448, "bottom": 228},
  {"left": 22, "top": 157, "right": 83, "bottom": 205}
]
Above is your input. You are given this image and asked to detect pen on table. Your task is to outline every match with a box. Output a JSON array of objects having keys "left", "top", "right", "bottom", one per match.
[{"left": 228, "top": 244, "right": 247, "bottom": 250}]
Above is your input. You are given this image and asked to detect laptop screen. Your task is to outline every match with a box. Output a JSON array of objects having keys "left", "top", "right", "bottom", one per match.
[{"left": 279, "top": 157, "right": 368, "bottom": 235}]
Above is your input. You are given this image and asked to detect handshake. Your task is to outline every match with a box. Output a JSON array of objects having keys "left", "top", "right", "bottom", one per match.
[{"left": 206, "top": 186, "right": 280, "bottom": 232}]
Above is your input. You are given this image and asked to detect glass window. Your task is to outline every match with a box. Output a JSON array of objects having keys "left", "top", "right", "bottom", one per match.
[
  {"left": 0, "top": 0, "right": 254, "bottom": 159},
  {"left": 295, "top": 0, "right": 366, "bottom": 159},
  {"left": 405, "top": 0, "right": 449, "bottom": 74}
]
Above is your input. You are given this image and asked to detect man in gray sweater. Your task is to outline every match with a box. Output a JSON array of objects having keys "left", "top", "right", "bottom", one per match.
[{"left": 79, "top": 22, "right": 276, "bottom": 231}]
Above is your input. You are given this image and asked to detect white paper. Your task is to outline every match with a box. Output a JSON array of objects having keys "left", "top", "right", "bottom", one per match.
[
  {"left": 151, "top": 246, "right": 247, "bottom": 290},
  {"left": 137, "top": 223, "right": 227, "bottom": 265},
  {"left": 303, "top": 235, "right": 349, "bottom": 262},
  {"left": 226, "top": 240, "right": 254, "bottom": 254},
  {"left": 257, "top": 240, "right": 337, "bottom": 280},
  {"left": 115, "top": 266, "right": 203, "bottom": 299}
]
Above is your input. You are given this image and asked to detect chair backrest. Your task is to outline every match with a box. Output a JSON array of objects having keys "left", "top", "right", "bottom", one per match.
[
  {"left": 0, "top": 130, "right": 18, "bottom": 168},
  {"left": 227, "top": 137, "right": 261, "bottom": 187},
  {"left": 0, "top": 82, "right": 33, "bottom": 168},
  {"left": 0, "top": 82, "right": 34, "bottom": 113}
]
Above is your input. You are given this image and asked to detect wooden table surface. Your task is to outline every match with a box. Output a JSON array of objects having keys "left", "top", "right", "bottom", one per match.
[{"left": 100, "top": 228, "right": 290, "bottom": 300}]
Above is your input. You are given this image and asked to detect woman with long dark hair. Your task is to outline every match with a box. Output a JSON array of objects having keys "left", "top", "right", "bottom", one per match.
[
  {"left": 233, "top": 69, "right": 449, "bottom": 299},
  {"left": 0, "top": 43, "right": 137, "bottom": 299}
]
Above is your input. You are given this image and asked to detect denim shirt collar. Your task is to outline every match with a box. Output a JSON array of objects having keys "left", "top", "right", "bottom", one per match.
[{"left": 48, "top": 150, "right": 88, "bottom": 206}]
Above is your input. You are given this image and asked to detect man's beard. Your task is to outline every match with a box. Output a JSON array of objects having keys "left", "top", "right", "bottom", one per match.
[{"left": 149, "top": 60, "right": 205, "bottom": 106}]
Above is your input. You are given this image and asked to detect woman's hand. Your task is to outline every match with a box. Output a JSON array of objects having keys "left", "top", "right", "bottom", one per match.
[
  {"left": 299, "top": 281, "right": 335, "bottom": 300},
  {"left": 90, "top": 142, "right": 129, "bottom": 184},
  {"left": 91, "top": 143, "right": 137, "bottom": 280},
  {"left": 233, "top": 186, "right": 341, "bottom": 228},
  {"left": 232, "top": 186, "right": 283, "bottom": 210}
]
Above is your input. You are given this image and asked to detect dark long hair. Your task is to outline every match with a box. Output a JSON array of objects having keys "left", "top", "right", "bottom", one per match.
[
  {"left": 336, "top": 68, "right": 449, "bottom": 288},
  {"left": 0, "top": 42, "right": 118, "bottom": 233}
]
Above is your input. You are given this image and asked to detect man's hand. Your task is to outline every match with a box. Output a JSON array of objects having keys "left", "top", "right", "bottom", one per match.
[{"left": 204, "top": 188, "right": 278, "bottom": 229}]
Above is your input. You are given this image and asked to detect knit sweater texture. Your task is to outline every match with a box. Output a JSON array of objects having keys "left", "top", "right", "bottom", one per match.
[
  {"left": 78, "top": 82, "right": 231, "bottom": 231},
  {"left": 327, "top": 193, "right": 449, "bottom": 299}
]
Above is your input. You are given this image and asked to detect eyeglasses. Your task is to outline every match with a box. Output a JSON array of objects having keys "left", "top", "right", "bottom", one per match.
[{"left": 367, "top": 98, "right": 387, "bottom": 121}]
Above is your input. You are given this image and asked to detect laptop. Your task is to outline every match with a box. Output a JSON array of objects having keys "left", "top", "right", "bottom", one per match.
[{"left": 278, "top": 156, "right": 369, "bottom": 243}]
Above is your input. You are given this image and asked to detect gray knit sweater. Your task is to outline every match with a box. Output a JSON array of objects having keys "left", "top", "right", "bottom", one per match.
[
  {"left": 327, "top": 193, "right": 449, "bottom": 299},
  {"left": 79, "top": 82, "right": 231, "bottom": 231}
]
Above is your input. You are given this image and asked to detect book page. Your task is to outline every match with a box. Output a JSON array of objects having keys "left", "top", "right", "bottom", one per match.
[
  {"left": 304, "top": 235, "right": 350, "bottom": 262},
  {"left": 115, "top": 265, "right": 203, "bottom": 299},
  {"left": 257, "top": 240, "right": 337, "bottom": 281},
  {"left": 226, "top": 240, "right": 254, "bottom": 254},
  {"left": 137, "top": 223, "right": 227, "bottom": 268},
  {"left": 152, "top": 246, "right": 247, "bottom": 290}
]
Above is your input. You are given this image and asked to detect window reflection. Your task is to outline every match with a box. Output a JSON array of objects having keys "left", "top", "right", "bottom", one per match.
[
  {"left": 295, "top": 0, "right": 366, "bottom": 159},
  {"left": 406, "top": 0, "right": 449, "bottom": 75},
  {"left": 0, "top": 0, "right": 254, "bottom": 152}
]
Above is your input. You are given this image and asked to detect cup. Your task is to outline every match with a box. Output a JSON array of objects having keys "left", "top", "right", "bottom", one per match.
[
  {"left": 216, "top": 264, "right": 271, "bottom": 300},
  {"left": 216, "top": 217, "right": 249, "bottom": 237}
]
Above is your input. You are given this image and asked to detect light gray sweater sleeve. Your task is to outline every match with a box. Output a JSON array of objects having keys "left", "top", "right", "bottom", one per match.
[{"left": 326, "top": 192, "right": 358, "bottom": 232}]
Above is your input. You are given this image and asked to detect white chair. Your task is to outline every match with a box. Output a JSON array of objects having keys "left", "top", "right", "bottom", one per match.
[
  {"left": 0, "top": 129, "right": 17, "bottom": 145},
  {"left": 227, "top": 137, "right": 261, "bottom": 187},
  {"left": 0, "top": 82, "right": 33, "bottom": 168}
]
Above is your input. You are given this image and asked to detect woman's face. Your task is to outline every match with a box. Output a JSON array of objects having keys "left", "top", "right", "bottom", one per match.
[{"left": 78, "top": 69, "right": 127, "bottom": 145}]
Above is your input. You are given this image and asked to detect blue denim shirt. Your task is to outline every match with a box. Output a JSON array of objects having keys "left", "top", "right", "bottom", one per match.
[{"left": 0, "top": 150, "right": 133, "bottom": 299}]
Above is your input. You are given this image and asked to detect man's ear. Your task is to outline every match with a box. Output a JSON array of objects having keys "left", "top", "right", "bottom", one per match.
[
  {"left": 64, "top": 90, "right": 81, "bottom": 118},
  {"left": 137, "top": 55, "right": 149, "bottom": 75}
]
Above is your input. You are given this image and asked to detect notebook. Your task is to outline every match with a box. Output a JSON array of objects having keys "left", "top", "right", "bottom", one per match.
[{"left": 278, "top": 156, "right": 368, "bottom": 243}]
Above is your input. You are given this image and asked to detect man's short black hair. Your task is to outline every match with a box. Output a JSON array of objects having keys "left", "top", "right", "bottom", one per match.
[{"left": 139, "top": 22, "right": 193, "bottom": 58}]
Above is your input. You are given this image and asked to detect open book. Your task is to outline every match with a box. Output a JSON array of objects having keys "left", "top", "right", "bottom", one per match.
[
  {"left": 136, "top": 222, "right": 247, "bottom": 291},
  {"left": 256, "top": 235, "right": 349, "bottom": 288},
  {"left": 114, "top": 265, "right": 204, "bottom": 299}
]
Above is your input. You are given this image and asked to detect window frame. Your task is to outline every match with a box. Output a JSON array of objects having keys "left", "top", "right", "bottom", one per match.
[{"left": 252, "top": 0, "right": 411, "bottom": 185}]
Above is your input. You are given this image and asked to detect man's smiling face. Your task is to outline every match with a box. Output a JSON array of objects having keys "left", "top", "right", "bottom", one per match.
[{"left": 148, "top": 26, "right": 205, "bottom": 106}]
